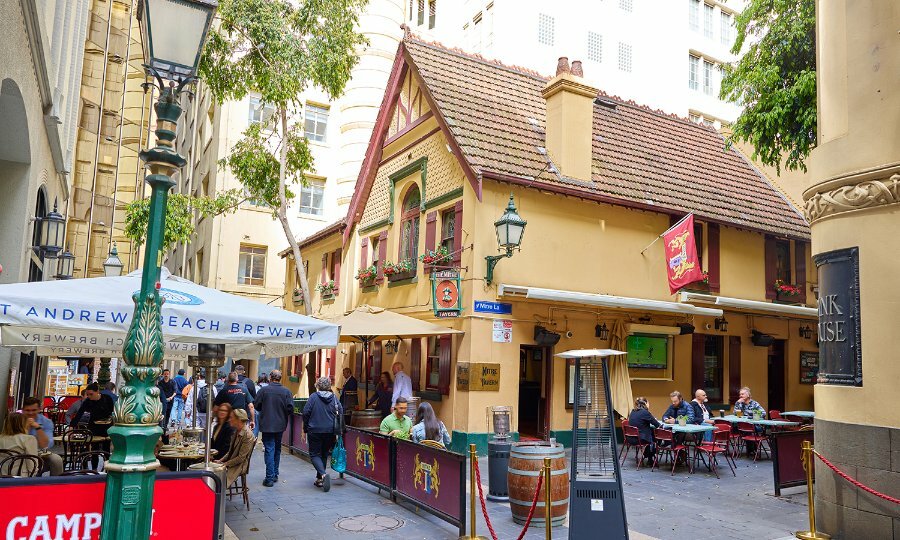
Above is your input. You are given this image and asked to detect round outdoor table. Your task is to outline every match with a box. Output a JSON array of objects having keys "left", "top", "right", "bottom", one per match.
[
  {"left": 157, "top": 448, "right": 217, "bottom": 471},
  {"left": 780, "top": 411, "right": 815, "bottom": 418},
  {"left": 53, "top": 435, "right": 110, "bottom": 447}
]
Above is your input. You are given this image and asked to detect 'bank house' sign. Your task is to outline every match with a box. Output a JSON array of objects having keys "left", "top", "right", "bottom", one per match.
[{"left": 813, "top": 247, "right": 862, "bottom": 386}]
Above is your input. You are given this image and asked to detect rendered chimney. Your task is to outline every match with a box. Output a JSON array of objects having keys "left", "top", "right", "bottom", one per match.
[
  {"left": 541, "top": 58, "right": 598, "bottom": 182},
  {"left": 570, "top": 60, "right": 583, "bottom": 77}
]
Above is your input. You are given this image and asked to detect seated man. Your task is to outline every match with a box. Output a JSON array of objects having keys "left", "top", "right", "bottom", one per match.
[
  {"left": 690, "top": 389, "right": 716, "bottom": 442},
  {"left": 379, "top": 396, "right": 412, "bottom": 440},
  {"left": 21, "top": 397, "right": 63, "bottom": 475},
  {"left": 661, "top": 391, "right": 695, "bottom": 424},
  {"left": 733, "top": 387, "right": 766, "bottom": 418}
]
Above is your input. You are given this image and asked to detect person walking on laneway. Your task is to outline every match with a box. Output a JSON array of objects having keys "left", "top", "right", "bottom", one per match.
[
  {"left": 302, "top": 377, "right": 343, "bottom": 492},
  {"left": 254, "top": 370, "right": 293, "bottom": 487},
  {"left": 391, "top": 362, "right": 412, "bottom": 411},
  {"left": 157, "top": 370, "right": 176, "bottom": 428},
  {"left": 171, "top": 369, "right": 190, "bottom": 427},
  {"left": 191, "top": 371, "right": 212, "bottom": 428}
]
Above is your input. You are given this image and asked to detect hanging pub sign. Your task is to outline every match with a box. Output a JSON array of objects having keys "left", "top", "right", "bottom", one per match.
[
  {"left": 431, "top": 269, "right": 461, "bottom": 318},
  {"left": 813, "top": 247, "right": 862, "bottom": 386}
]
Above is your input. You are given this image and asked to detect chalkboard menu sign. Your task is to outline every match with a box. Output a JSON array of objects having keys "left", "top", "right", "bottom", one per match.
[
  {"left": 813, "top": 247, "right": 862, "bottom": 386},
  {"left": 799, "top": 351, "right": 819, "bottom": 385}
]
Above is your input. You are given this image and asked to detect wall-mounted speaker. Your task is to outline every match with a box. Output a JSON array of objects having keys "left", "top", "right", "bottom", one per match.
[
  {"left": 751, "top": 330, "right": 774, "bottom": 347},
  {"left": 534, "top": 325, "right": 561, "bottom": 346}
]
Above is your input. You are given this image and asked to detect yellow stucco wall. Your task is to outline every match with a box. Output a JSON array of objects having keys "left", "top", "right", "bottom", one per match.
[{"left": 280, "top": 123, "right": 817, "bottom": 445}]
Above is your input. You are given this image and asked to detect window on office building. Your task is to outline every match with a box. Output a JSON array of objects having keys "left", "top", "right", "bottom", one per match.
[
  {"left": 238, "top": 245, "right": 266, "bottom": 286},
  {"left": 618, "top": 42, "right": 632, "bottom": 72},
  {"left": 417, "top": 0, "right": 424, "bottom": 25},
  {"left": 688, "top": 55, "right": 699, "bottom": 90},
  {"left": 428, "top": 0, "right": 436, "bottom": 29},
  {"left": 720, "top": 11, "right": 733, "bottom": 46},
  {"left": 299, "top": 177, "right": 325, "bottom": 216},
  {"left": 688, "top": 0, "right": 699, "bottom": 32},
  {"left": 703, "top": 59, "right": 714, "bottom": 95},
  {"left": 703, "top": 3, "right": 714, "bottom": 39},
  {"left": 304, "top": 103, "right": 328, "bottom": 142},
  {"left": 587, "top": 32, "right": 602, "bottom": 63},
  {"left": 538, "top": 13, "right": 554, "bottom": 46},
  {"left": 689, "top": 113, "right": 701, "bottom": 123},
  {"left": 248, "top": 96, "right": 275, "bottom": 128}
]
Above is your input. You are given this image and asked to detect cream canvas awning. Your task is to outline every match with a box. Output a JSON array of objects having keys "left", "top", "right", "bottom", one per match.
[
  {"left": 678, "top": 292, "right": 818, "bottom": 318},
  {"left": 498, "top": 285, "right": 723, "bottom": 317}
]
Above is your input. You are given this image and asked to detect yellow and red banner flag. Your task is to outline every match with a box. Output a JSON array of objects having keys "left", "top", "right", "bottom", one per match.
[{"left": 663, "top": 214, "right": 703, "bottom": 294}]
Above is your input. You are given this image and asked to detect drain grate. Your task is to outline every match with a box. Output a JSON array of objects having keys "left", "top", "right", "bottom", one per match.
[{"left": 334, "top": 514, "right": 404, "bottom": 533}]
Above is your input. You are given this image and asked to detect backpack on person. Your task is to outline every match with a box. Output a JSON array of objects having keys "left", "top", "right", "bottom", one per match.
[{"left": 196, "top": 385, "right": 209, "bottom": 413}]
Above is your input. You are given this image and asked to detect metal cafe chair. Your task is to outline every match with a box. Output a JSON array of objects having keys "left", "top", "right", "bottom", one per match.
[
  {"left": 61, "top": 469, "right": 100, "bottom": 476},
  {"left": 0, "top": 454, "right": 43, "bottom": 477},
  {"left": 77, "top": 450, "right": 110, "bottom": 472},
  {"left": 737, "top": 421, "right": 770, "bottom": 462},
  {"left": 619, "top": 425, "right": 649, "bottom": 468},
  {"left": 62, "top": 429, "right": 93, "bottom": 471},
  {"left": 694, "top": 429, "right": 736, "bottom": 479},
  {"left": 419, "top": 439, "right": 445, "bottom": 449},
  {"left": 226, "top": 437, "right": 256, "bottom": 511},
  {"left": 651, "top": 428, "right": 692, "bottom": 475}
]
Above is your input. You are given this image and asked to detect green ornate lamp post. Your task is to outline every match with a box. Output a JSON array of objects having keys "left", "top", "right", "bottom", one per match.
[
  {"left": 484, "top": 195, "right": 527, "bottom": 285},
  {"left": 100, "top": 1, "right": 217, "bottom": 538}
]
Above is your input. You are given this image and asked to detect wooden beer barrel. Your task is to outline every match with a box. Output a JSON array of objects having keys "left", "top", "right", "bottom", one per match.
[
  {"left": 350, "top": 409, "right": 383, "bottom": 431},
  {"left": 507, "top": 442, "right": 569, "bottom": 526}
]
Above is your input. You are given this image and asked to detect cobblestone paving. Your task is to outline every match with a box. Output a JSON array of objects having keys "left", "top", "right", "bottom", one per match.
[{"left": 224, "top": 444, "right": 806, "bottom": 539}]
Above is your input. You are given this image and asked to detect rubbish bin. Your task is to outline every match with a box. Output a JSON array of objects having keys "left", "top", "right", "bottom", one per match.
[{"left": 487, "top": 440, "right": 511, "bottom": 501}]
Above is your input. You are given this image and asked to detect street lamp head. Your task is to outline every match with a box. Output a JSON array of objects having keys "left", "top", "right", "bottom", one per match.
[
  {"left": 56, "top": 246, "right": 75, "bottom": 280},
  {"left": 494, "top": 194, "right": 527, "bottom": 252},
  {"left": 138, "top": 0, "right": 218, "bottom": 83},
  {"left": 104, "top": 242, "right": 125, "bottom": 277},
  {"left": 39, "top": 198, "right": 66, "bottom": 254}
]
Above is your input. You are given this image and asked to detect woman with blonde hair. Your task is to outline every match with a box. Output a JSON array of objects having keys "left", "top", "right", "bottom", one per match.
[
  {"left": 210, "top": 403, "right": 236, "bottom": 459},
  {"left": 0, "top": 413, "right": 40, "bottom": 474}
]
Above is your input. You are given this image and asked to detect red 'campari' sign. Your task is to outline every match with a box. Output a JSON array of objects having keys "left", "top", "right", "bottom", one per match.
[{"left": 0, "top": 472, "right": 219, "bottom": 540}]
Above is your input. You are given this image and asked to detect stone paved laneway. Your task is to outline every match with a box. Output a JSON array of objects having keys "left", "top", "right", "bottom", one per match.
[{"left": 224, "top": 444, "right": 807, "bottom": 539}]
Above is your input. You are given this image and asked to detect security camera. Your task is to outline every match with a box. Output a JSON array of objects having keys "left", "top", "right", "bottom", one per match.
[
  {"left": 565, "top": 331, "right": 574, "bottom": 339},
  {"left": 704, "top": 323, "right": 712, "bottom": 330}
]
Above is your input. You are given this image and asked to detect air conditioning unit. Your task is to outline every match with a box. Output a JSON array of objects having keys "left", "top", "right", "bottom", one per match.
[
  {"left": 533, "top": 325, "right": 561, "bottom": 346},
  {"left": 751, "top": 330, "right": 774, "bottom": 347}
]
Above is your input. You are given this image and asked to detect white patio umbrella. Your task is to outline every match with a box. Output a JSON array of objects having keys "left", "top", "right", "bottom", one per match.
[{"left": 0, "top": 268, "right": 340, "bottom": 359}]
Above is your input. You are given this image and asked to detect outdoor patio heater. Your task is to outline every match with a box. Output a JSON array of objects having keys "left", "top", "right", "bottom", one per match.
[{"left": 556, "top": 349, "right": 629, "bottom": 540}]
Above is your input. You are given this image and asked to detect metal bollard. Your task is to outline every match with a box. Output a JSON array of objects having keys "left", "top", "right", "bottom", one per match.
[
  {"left": 544, "top": 457, "right": 552, "bottom": 540},
  {"left": 461, "top": 444, "right": 486, "bottom": 540},
  {"left": 795, "top": 441, "right": 831, "bottom": 540}
]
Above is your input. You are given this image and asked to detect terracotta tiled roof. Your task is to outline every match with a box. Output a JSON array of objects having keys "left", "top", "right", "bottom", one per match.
[
  {"left": 403, "top": 38, "right": 810, "bottom": 239},
  {"left": 278, "top": 220, "right": 346, "bottom": 257}
]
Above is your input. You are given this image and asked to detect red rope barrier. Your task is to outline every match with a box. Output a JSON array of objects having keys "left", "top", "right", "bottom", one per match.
[
  {"left": 814, "top": 450, "right": 900, "bottom": 505},
  {"left": 472, "top": 458, "right": 544, "bottom": 540}
]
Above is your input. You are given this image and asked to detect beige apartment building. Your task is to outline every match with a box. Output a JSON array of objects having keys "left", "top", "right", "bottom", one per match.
[
  {"left": 169, "top": 0, "right": 407, "bottom": 309},
  {"left": 65, "top": 0, "right": 152, "bottom": 278}
]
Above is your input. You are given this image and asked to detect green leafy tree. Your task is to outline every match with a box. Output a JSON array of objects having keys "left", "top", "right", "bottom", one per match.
[
  {"left": 200, "top": 0, "right": 367, "bottom": 314},
  {"left": 124, "top": 190, "right": 244, "bottom": 251},
  {"left": 720, "top": 0, "right": 816, "bottom": 173}
]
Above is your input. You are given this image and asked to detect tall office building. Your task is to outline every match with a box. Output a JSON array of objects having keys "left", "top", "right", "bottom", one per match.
[
  {"left": 171, "top": 0, "right": 407, "bottom": 306},
  {"left": 65, "top": 0, "right": 153, "bottom": 278}
]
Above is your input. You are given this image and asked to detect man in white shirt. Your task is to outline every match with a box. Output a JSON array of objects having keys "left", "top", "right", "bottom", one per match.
[{"left": 391, "top": 362, "right": 413, "bottom": 416}]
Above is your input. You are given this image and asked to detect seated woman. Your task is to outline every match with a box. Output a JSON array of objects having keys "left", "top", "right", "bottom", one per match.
[
  {"left": 214, "top": 408, "right": 254, "bottom": 488},
  {"left": 0, "top": 413, "right": 40, "bottom": 475},
  {"left": 627, "top": 397, "right": 660, "bottom": 464},
  {"left": 210, "top": 403, "right": 236, "bottom": 459},
  {"left": 410, "top": 402, "right": 451, "bottom": 447}
]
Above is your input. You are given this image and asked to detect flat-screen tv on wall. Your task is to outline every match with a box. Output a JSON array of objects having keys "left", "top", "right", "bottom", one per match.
[{"left": 626, "top": 334, "right": 669, "bottom": 369}]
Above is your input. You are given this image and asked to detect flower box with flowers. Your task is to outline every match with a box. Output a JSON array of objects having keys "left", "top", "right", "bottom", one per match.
[
  {"left": 681, "top": 271, "right": 710, "bottom": 293},
  {"left": 316, "top": 280, "right": 337, "bottom": 299},
  {"left": 383, "top": 259, "right": 416, "bottom": 282},
  {"left": 773, "top": 280, "right": 803, "bottom": 303},
  {"left": 355, "top": 265, "right": 377, "bottom": 287},
  {"left": 420, "top": 246, "right": 451, "bottom": 272}
]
